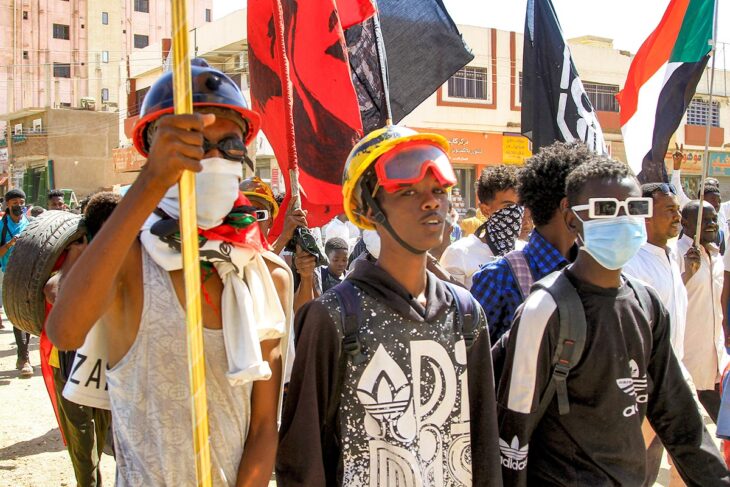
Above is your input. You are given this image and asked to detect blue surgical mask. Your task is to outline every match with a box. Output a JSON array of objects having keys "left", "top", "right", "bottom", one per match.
[{"left": 575, "top": 214, "right": 647, "bottom": 270}]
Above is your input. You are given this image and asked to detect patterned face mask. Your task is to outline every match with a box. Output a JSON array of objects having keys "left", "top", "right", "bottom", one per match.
[{"left": 477, "top": 204, "right": 524, "bottom": 256}]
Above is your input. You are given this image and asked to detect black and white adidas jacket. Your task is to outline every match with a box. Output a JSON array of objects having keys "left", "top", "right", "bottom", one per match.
[{"left": 497, "top": 269, "right": 729, "bottom": 487}]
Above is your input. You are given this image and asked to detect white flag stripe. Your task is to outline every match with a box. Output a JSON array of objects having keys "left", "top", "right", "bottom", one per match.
[{"left": 621, "top": 62, "right": 681, "bottom": 176}]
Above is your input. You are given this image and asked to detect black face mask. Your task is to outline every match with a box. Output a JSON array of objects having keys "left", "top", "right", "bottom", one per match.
[{"left": 10, "top": 206, "right": 24, "bottom": 217}]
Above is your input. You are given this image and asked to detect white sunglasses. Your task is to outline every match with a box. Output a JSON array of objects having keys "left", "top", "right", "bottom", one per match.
[
  {"left": 571, "top": 197, "right": 653, "bottom": 219},
  {"left": 253, "top": 209, "right": 270, "bottom": 221}
]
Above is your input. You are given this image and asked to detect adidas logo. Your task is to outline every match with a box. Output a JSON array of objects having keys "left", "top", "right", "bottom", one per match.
[
  {"left": 499, "top": 436, "right": 528, "bottom": 471},
  {"left": 616, "top": 359, "right": 649, "bottom": 417}
]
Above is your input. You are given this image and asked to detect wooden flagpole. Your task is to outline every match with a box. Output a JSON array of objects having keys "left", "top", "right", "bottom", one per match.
[
  {"left": 694, "top": 0, "right": 719, "bottom": 247},
  {"left": 170, "top": 0, "right": 212, "bottom": 485},
  {"left": 269, "top": 0, "right": 302, "bottom": 211}
]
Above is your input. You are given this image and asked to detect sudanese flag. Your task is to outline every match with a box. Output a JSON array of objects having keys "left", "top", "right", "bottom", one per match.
[
  {"left": 616, "top": 0, "right": 715, "bottom": 183},
  {"left": 248, "top": 0, "right": 375, "bottom": 231}
]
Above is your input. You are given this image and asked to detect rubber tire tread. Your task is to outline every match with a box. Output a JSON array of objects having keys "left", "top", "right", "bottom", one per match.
[{"left": 3, "top": 211, "right": 85, "bottom": 335}]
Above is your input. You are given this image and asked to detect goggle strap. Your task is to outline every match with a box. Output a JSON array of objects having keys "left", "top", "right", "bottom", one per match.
[{"left": 360, "top": 188, "right": 427, "bottom": 255}]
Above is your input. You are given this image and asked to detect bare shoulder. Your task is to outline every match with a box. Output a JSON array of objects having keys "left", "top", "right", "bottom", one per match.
[{"left": 264, "top": 253, "right": 292, "bottom": 294}]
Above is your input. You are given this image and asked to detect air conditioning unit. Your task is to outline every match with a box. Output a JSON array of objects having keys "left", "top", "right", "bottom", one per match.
[
  {"left": 101, "top": 102, "right": 118, "bottom": 112},
  {"left": 80, "top": 97, "right": 96, "bottom": 110},
  {"left": 32, "top": 118, "right": 42, "bottom": 132},
  {"left": 236, "top": 52, "right": 248, "bottom": 72},
  {"left": 13, "top": 124, "right": 22, "bottom": 135}
]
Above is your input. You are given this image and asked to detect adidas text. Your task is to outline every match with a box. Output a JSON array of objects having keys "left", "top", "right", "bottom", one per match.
[{"left": 501, "top": 456, "right": 527, "bottom": 471}]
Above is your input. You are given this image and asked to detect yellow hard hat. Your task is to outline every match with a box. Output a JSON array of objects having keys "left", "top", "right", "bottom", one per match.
[
  {"left": 342, "top": 125, "right": 450, "bottom": 230},
  {"left": 240, "top": 176, "right": 279, "bottom": 218}
]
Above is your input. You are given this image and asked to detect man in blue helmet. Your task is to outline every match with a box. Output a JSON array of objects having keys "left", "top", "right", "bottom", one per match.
[{"left": 46, "top": 60, "right": 292, "bottom": 486}]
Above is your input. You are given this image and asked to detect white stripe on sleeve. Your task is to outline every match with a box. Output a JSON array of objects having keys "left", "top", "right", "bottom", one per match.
[{"left": 507, "top": 289, "right": 557, "bottom": 414}]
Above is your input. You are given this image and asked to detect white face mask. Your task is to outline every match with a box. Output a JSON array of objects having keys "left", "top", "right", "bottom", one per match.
[{"left": 159, "top": 157, "right": 242, "bottom": 229}]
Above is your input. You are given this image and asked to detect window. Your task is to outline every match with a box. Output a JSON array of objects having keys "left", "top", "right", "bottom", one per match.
[
  {"left": 687, "top": 98, "right": 720, "bottom": 127},
  {"left": 205, "top": 9, "right": 212, "bottom": 22},
  {"left": 102, "top": 12, "right": 108, "bottom": 25},
  {"left": 583, "top": 81, "right": 620, "bottom": 112},
  {"left": 53, "top": 23, "right": 70, "bottom": 40},
  {"left": 22, "top": 51, "right": 28, "bottom": 60},
  {"left": 133, "top": 86, "right": 150, "bottom": 116},
  {"left": 133, "top": 34, "right": 149, "bottom": 49},
  {"left": 101, "top": 88, "right": 109, "bottom": 102},
  {"left": 134, "top": 0, "right": 149, "bottom": 13},
  {"left": 518, "top": 72, "right": 523, "bottom": 104},
  {"left": 102, "top": 51, "right": 109, "bottom": 63},
  {"left": 447, "top": 67, "right": 489, "bottom": 100},
  {"left": 22, "top": 11, "right": 28, "bottom": 20},
  {"left": 53, "top": 63, "right": 71, "bottom": 78}
]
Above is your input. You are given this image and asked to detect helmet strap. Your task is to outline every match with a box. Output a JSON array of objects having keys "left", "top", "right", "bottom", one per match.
[{"left": 361, "top": 189, "right": 428, "bottom": 255}]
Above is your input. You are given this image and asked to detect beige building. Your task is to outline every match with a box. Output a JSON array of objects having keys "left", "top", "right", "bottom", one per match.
[
  {"left": 0, "top": 108, "right": 137, "bottom": 204},
  {"left": 118, "top": 11, "right": 730, "bottom": 207},
  {"left": 0, "top": 0, "right": 212, "bottom": 201}
]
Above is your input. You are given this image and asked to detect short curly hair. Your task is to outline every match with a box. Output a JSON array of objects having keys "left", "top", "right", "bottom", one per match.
[
  {"left": 518, "top": 142, "right": 593, "bottom": 226},
  {"left": 325, "top": 237, "right": 349, "bottom": 254},
  {"left": 476, "top": 165, "right": 517, "bottom": 205},
  {"left": 83, "top": 192, "right": 121, "bottom": 237},
  {"left": 47, "top": 189, "right": 65, "bottom": 200},
  {"left": 566, "top": 157, "right": 634, "bottom": 206}
]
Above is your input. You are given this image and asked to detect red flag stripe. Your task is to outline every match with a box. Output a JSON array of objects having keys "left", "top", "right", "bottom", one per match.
[{"left": 616, "top": 0, "right": 690, "bottom": 125}]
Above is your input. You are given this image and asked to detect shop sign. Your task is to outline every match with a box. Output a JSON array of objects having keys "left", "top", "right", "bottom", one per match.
[
  {"left": 709, "top": 151, "right": 730, "bottom": 177},
  {"left": 112, "top": 146, "right": 146, "bottom": 173},
  {"left": 502, "top": 135, "right": 532, "bottom": 165},
  {"left": 447, "top": 135, "right": 485, "bottom": 163},
  {"left": 663, "top": 150, "right": 704, "bottom": 175},
  {"left": 409, "top": 127, "right": 498, "bottom": 165}
]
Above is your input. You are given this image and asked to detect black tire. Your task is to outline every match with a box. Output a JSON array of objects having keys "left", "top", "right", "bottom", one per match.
[{"left": 3, "top": 211, "right": 85, "bottom": 336}]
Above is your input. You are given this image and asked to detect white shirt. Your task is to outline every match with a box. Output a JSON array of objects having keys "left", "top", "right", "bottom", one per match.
[
  {"left": 623, "top": 242, "right": 687, "bottom": 361},
  {"left": 672, "top": 169, "right": 730, "bottom": 238},
  {"left": 323, "top": 218, "right": 360, "bottom": 247},
  {"left": 439, "top": 234, "right": 496, "bottom": 289},
  {"left": 676, "top": 235, "right": 729, "bottom": 390}
]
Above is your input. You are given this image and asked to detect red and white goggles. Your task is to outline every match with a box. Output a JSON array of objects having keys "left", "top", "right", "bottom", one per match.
[{"left": 374, "top": 141, "right": 457, "bottom": 193}]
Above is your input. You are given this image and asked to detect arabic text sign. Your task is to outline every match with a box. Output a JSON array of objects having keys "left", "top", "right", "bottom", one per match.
[{"left": 709, "top": 151, "right": 730, "bottom": 177}]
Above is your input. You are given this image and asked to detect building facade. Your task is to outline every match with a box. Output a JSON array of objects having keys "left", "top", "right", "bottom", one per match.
[
  {"left": 118, "top": 12, "right": 730, "bottom": 209},
  {"left": 0, "top": 0, "right": 212, "bottom": 200}
]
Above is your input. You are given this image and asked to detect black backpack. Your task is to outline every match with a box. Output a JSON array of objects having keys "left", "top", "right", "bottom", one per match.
[
  {"left": 525, "top": 270, "right": 654, "bottom": 417},
  {"left": 319, "top": 279, "right": 479, "bottom": 483}
]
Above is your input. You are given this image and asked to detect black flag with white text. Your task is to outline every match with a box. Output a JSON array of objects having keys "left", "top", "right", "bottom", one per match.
[{"left": 522, "top": 0, "right": 607, "bottom": 154}]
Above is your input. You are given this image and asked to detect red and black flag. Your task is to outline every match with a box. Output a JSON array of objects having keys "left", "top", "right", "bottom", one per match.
[
  {"left": 346, "top": 0, "right": 474, "bottom": 132},
  {"left": 248, "top": 0, "right": 374, "bottom": 230},
  {"left": 248, "top": 0, "right": 472, "bottom": 230}
]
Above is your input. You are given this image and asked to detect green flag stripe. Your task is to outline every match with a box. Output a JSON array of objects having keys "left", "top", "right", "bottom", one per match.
[{"left": 670, "top": 0, "right": 714, "bottom": 62}]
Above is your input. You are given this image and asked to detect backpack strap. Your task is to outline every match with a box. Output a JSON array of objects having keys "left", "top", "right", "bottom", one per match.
[
  {"left": 0, "top": 213, "right": 9, "bottom": 247},
  {"left": 321, "top": 280, "right": 365, "bottom": 468},
  {"left": 504, "top": 250, "right": 535, "bottom": 300},
  {"left": 445, "top": 282, "right": 477, "bottom": 350},
  {"left": 532, "top": 270, "right": 587, "bottom": 416}
]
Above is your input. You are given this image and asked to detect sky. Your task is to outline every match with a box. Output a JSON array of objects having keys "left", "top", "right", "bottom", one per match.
[{"left": 213, "top": 0, "right": 729, "bottom": 54}]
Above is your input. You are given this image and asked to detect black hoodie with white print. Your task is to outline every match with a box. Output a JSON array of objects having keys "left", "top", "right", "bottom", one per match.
[
  {"left": 497, "top": 268, "right": 729, "bottom": 486},
  {"left": 277, "top": 258, "right": 502, "bottom": 486}
]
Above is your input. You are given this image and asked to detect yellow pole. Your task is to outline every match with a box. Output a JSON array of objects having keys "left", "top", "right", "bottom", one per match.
[{"left": 170, "top": 1, "right": 212, "bottom": 486}]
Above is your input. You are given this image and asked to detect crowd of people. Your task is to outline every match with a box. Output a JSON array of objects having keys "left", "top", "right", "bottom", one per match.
[{"left": 3, "top": 61, "right": 730, "bottom": 486}]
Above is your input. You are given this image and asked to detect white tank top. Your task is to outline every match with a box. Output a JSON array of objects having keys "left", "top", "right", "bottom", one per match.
[{"left": 107, "top": 248, "right": 252, "bottom": 486}]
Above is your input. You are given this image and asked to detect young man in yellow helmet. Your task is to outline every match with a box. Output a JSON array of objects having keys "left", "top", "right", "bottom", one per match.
[{"left": 277, "top": 126, "right": 501, "bottom": 486}]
